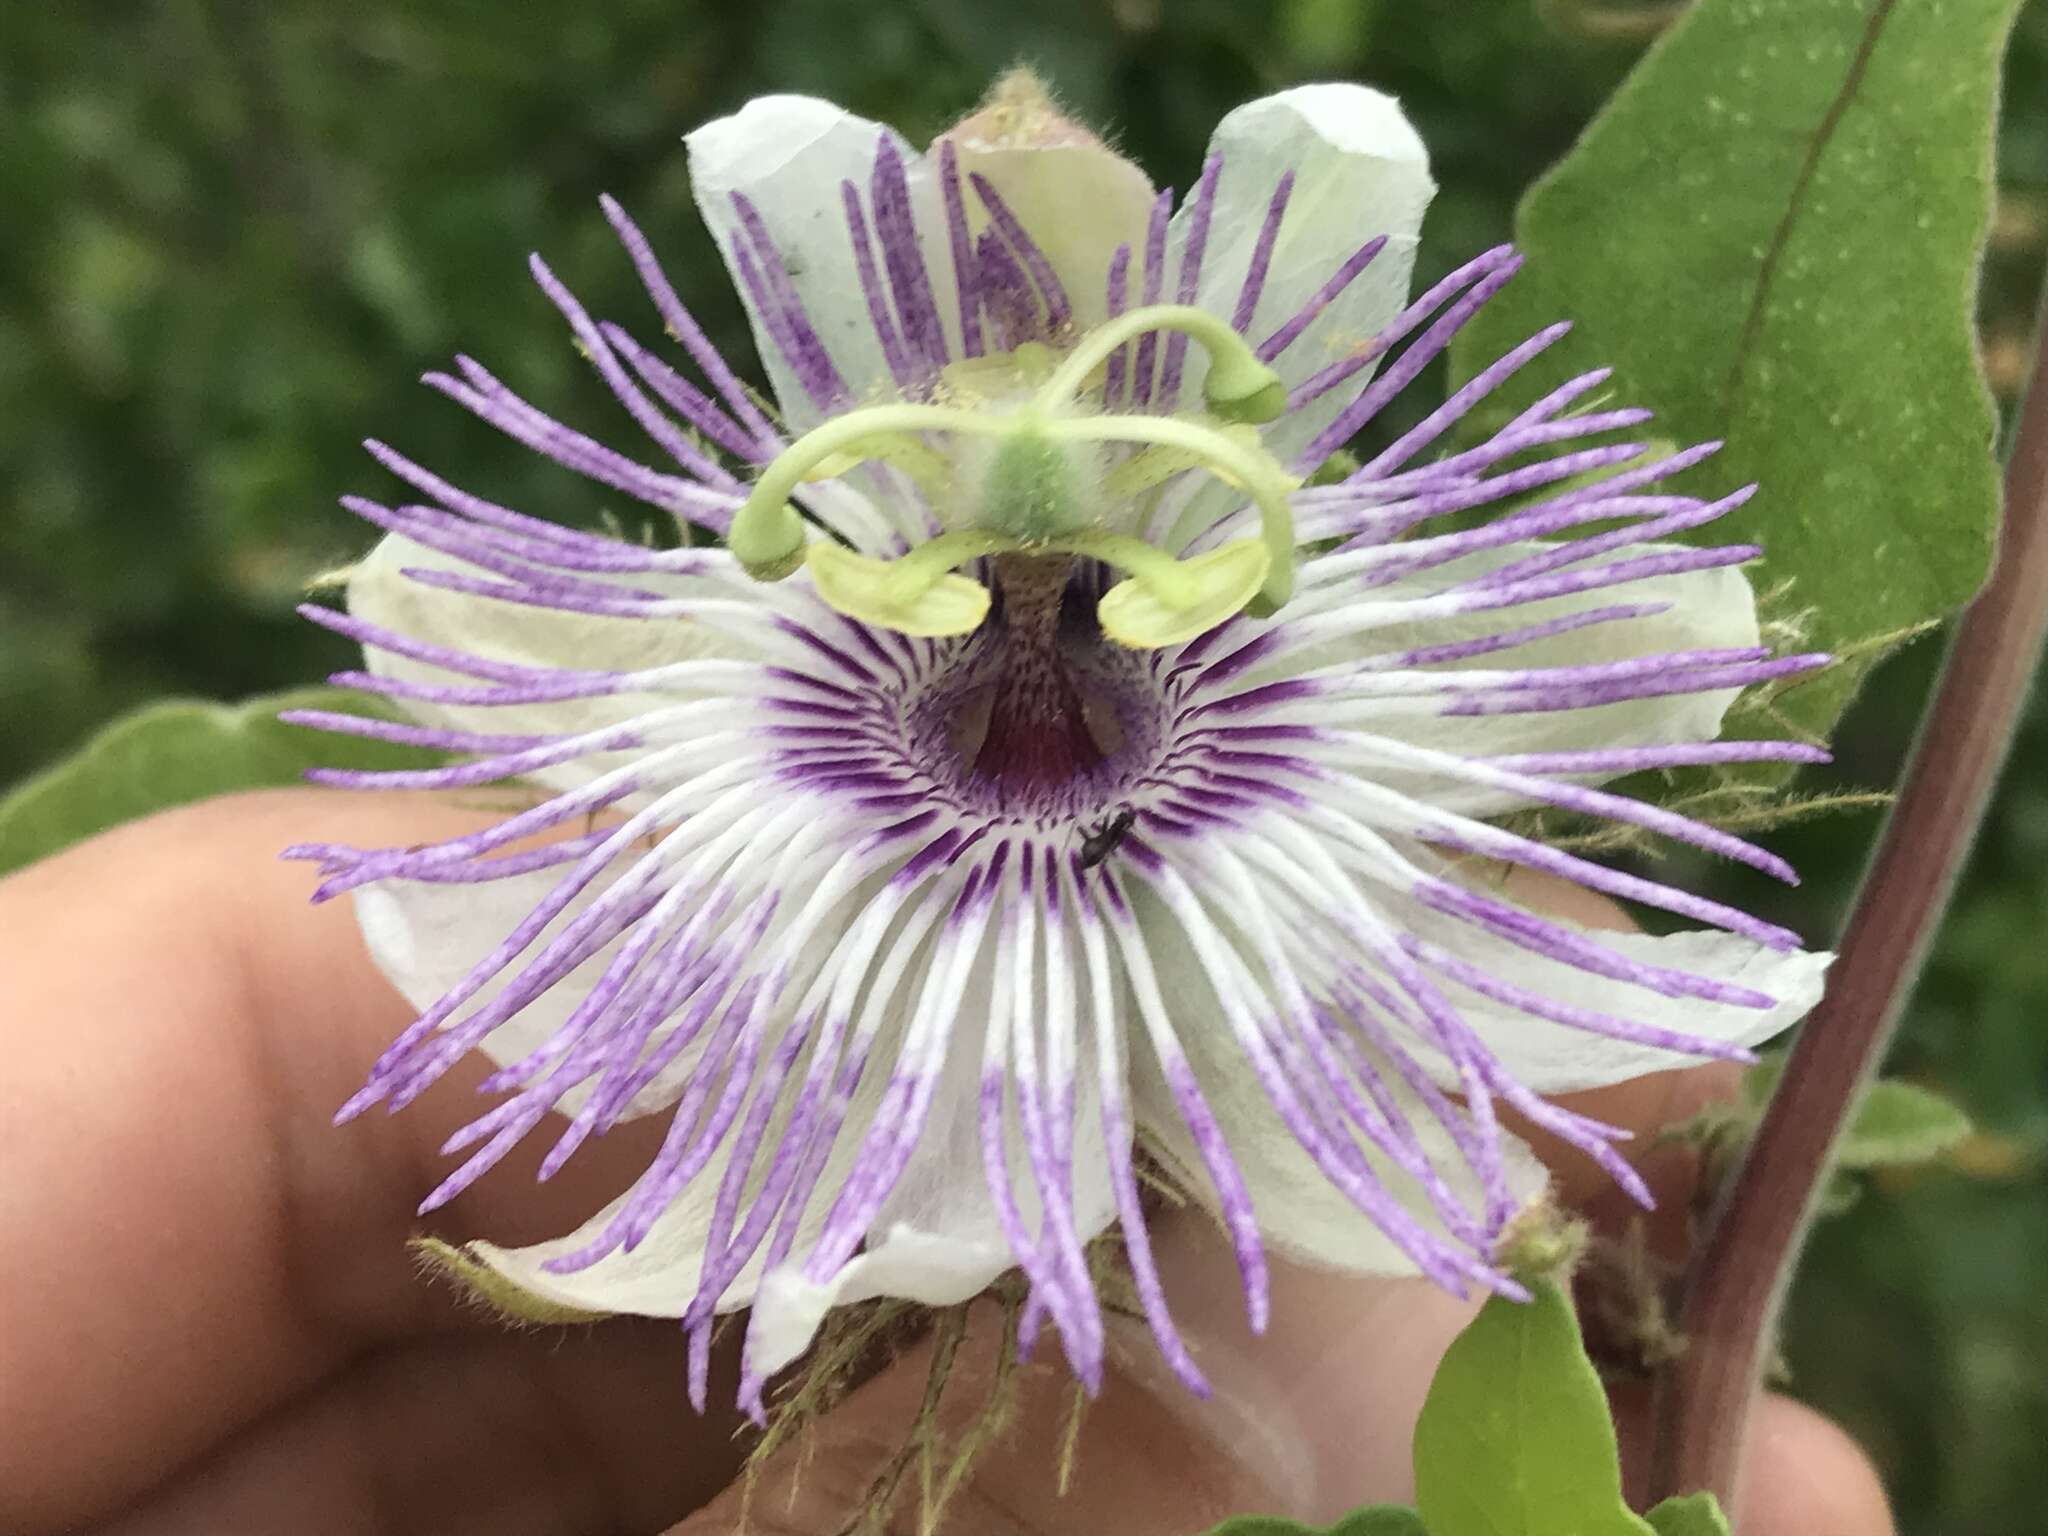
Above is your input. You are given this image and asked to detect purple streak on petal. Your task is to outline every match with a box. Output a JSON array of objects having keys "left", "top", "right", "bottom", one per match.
[
  {"left": 277, "top": 708, "right": 549, "bottom": 754},
  {"left": 1255, "top": 235, "right": 1388, "bottom": 364},
  {"left": 618, "top": 966, "right": 783, "bottom": 1243},
  {"left": 803, "top": 864, "right": 1001, "bottom": 1274},
  {"left": 1437, "top": 654, "right": 1828, "bottom": 718},
  {"left": 727, "top": 223, "right": 847, "bottom": 414},
  {"left": 980, "top": 1070, "right": 1096, "bottom": 1384},
  {"left": 417, "top": 902, "right": 726, "bottom": 1210},
  {"left": 1350, "top": 366, "right": 1632, "bottom": 488},
  {"left": 296, "top": 601, "right": 614, "bottom": 687},
  {"left": 682, "top": 1007, "right": 861, "bottom": 1337},
  {"left": 1356, "top": 321, "right": 1571, "bottom": 482},
  {"left": 1406, "top": 936, "right": 1761, "bottom": 1062},
  {"left": 1422, "top": 822, "right": 1802, "bottom": 949},
  {"left": 327, "top": 831, "right": 613, "bottom": 890},
  {"left": 968, "top": 172, "right": 1072, "bottom": 335},
  {"left": 424, "top": 360, "right": 723, "bottom": 518},
  {"left": 1477, "top": 1052, "right": 1653, "bottom": 1207},
  {"left": 1342, "top": 485, "right": 1694, "bottom": 588},
  {"left": 974, "top": 229, "right": 1039, "bottom": 351},
  {"left": 1157, "top": 152, "right": 1221, "bottom": 408},
  {"left": 1330, "top": 965, "right": 1493, "bottom": 1178},
  {"left": 547, "top": 898, "right": 766, "bottom": 1155},
  {"left": 1414, "top": 880, "right": 1779, "bottom": 1007},
  {"left": 1336, "top": 734, "right": 1805, "bottom": 883},
  {"left": 305, "top": 723, "right": 646, "bottom": 792},
  {"left": 363, "top": 439, "right": 623, "bottom": 552},
  {"left": 1410, "top": 644, "right": 1773, "bottom": 692},
  {"left": 600, "top": 322, "right": 774, "bottom": 465},
  {"left": 839, "top": 180, "right": 917, "bottom": 391},
  {"left": 870, "top": 135, "right": 948, "bottom": 377},
  {"left": 1286, "top": 244, "right": 1516, "bottom": 416},
  {"left": 1230, "top": 169, "right": 1294, "bottom": 333},
  {"left": 1326, "top": 442, "right": 1654, "bottom": 553},
  {"left": 340, "top": 497, "right": 670, "bottom": 602},
  {"left": 1488, "top": 741, "right": 1832, "bottom": 775},
  {"left": 937, "top": 140, "right": 983, "bottom": 359},
  {"left": 1284, "top": 996, "right": 1486, "bottom": 1245},
  {"left": 1373, "top": 603, "right": 1670, "bottom": 670},
  {"left": 600, "top": 193, "right": 780, "bottom": 446},
  {"left": 1174, "top": 629, "right": 1286, "bottom": 689},
  {"left": 295, "top": 775, "right": 635, "bottom": 896},
  {"left": 1129, "top": 188, "right": 1174, "bottom": 408},
  {"left": 527, "top": 253, "right": 738, "bottom": 496},
  {"left": 380, "top": 565, "right": 718, "bottom": 629},
  {"left": 1468, "top": 486, "right": 1757, "bottom": 589},
  {"left": 1448, "top": 542, "right": 1769, "bottom": 615},
  {"left": 442, "top": 357, "right": 742, "bottom": 525},
  {"left": 1102, "top": 242, "right": 1132, "bottom": 406},
  {"left": 337, "top": 823, "right": 680, "bottom": 1099},
  {"left": 1097, "top": 1077, "right": 1209, "bottom": 1394},
  {"left": 680, "top": 1006, "right": 820, "bottom": 1306},
  {"left": 1296, "top": 253, "right": 1525, "bottom": 471}
]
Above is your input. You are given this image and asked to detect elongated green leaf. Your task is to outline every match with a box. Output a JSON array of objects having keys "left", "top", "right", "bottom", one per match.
[
  {"left": 1836, "top": 1078, "right": 1977, "bottom": 1167},
  {"left": 1645, "top": 1492, "right": 1733, "bottom": 1536},
  {"left": 1739, "top": 1052, "right": 1974, "bottom": 1167},
  {"left": 1451, "top": 0, "right": 2017, "bottom": 743},
  {"left": 0, "top": 689, "right": 430, "bottom": 876},
  {"left": 1413, "top": 1279, "right": 1652, "bottom": 1536},
  {"left": 1205, "top": 1508, "right": 1427, "bottom": 1536}
]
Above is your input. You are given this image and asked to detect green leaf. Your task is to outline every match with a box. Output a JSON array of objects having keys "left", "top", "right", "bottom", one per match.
[
  {"left": 1204, "top": 1509, "right": 1427, "bottom": 1536},
  {"left": 0, "top": 689, "right": 432, "bottom": 876},
  {"left": 1644, "top": 1492, "right": 1733, "bottom": 1536},
  {"left": 1327, "top": 1512, "right": 1429, "bottom": 1536},
  {"left": 1738, "top": 1050, "right": 1791, "bottom": 1110},
  {"left": 1450, "top": 0, "right": 2018, "bottom": 745},
  {"left": 1739, "top": 1051, "right": 1974, "bottom": 1167},
  {"left": 1413, "top": 1278, "right": 1652, "bottom": 1536},
  {"left": 1836, "top": 1078, "right": 1977, "bottom": 1168}
]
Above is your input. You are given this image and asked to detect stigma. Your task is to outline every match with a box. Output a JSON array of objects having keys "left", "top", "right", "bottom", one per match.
[{"left": 727, "top": 304, "right": 1305, "bottom": 649}]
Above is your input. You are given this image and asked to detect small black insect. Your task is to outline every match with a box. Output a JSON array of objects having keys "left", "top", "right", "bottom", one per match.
[{"left": 1077, "top": 808, "right": 1137, "bottom": 870}]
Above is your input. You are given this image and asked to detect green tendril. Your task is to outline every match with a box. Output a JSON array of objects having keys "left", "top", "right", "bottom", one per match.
[{"left": 1031, "top": 303, "right": 1287, "bottom": 424}]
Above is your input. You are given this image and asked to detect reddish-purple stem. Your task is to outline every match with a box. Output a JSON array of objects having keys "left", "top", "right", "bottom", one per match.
[{"left": 1651, "top": 302, "right": 2048, "bottom": 1505}]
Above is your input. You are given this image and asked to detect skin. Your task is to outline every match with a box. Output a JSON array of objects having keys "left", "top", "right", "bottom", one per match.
[{"left": 0, "top": 791, "right": 1894, "bottom": 1535}]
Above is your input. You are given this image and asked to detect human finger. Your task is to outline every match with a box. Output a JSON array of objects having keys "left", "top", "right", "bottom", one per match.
[{"left": 0, "top": 790, "right": 696, "bottom": 1529}]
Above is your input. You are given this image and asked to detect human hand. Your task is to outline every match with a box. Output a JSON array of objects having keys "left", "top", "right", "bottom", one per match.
[{"left": 1, "top": 791, "right": 1892, "bottom": 1534}]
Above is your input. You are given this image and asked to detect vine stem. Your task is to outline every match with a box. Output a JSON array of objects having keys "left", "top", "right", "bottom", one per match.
[{"left": 1650, "top": 297, "right": 2048, "bottom": 1507}]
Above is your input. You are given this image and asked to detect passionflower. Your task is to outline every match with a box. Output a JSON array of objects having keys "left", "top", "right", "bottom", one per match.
[{"left": 290, "top": 76, "right": 1832, "bottom": 1416}]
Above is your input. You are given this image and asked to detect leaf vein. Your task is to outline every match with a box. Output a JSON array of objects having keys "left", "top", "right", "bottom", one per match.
[{"left": 1720, "top": 0, "right": 1902, "bottom": 418}]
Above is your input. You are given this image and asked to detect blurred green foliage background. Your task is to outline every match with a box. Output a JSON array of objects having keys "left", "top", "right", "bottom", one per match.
[{"left": 2, "top": 1, "right": 2044, "bottom": 1529}]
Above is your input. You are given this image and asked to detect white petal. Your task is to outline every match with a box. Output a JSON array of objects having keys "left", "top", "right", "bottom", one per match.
[
  {"left": 1134, "top": 1037, "right": 1547, "bottom": 1279},
  {"left": 750, "top": 951, "right": 1122, "bottom": 1374},
  {"left": 355, "top": 869, "right": 615, "bottom": 1104},
  {"left": 347, "top": 535, "right": 759, "bottom": 795},
  {"left": 470, "top": 1049, "right": 1116, "bottom": 1331},
  {"left": 1128, "top": 896, "right": 1546, "bottom": 1277},
  {"left": 1179, "top": 84, "right": 1433, "bottom": 461},
  {"left": 943, "top": 131, "right": 1155, "bottom": 332},
  {"left": 1295, "top": 542, "right": 1764, "bottom": 810},
  {"left": 687, "top": 95, "right": 956, "bottom": 427},
  {"left": 473, "top": 889, "right": 1120, "bottom": 1342},
  {"left": 1395, "top": 892, "right": 1831, "bottom": 1094}
]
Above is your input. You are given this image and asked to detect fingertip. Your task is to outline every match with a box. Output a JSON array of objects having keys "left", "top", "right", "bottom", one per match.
[{"left": 1738, "top": 1394, "right": 1895, "bottom": 1536}]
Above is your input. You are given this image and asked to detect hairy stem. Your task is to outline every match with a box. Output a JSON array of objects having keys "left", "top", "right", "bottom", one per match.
[{"left": 1651, "top": 299, "right": 2048, "bottom": 1505}]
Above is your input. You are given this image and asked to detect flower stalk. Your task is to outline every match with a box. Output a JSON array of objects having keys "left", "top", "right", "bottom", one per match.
[{"left": 1652, "top": 287, "right": 2048, "bottom": 1507}]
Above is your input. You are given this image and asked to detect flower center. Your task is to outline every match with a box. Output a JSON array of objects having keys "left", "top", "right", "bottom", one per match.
[
  {"left": 728, "top": 305, "right": 1306, "bottom": 649},
  {"left": 961, "top": 551, "right": 1107, "bottom": 791}
]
